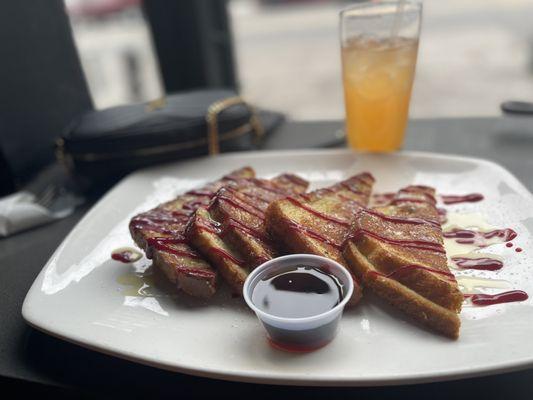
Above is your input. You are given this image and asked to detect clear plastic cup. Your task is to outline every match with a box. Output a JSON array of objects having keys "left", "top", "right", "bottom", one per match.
[{"left": 243, "top": 254, "right": 354, "bottom": 352}]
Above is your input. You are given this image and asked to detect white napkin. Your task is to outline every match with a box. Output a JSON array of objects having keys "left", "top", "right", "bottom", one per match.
[{"left": 0, "top": 191, "right": 72, "bottom": 237}]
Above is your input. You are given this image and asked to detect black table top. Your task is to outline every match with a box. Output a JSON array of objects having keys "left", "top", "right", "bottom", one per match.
[{"left": 2, "top": 116, "right": 533, "bottom": 398}]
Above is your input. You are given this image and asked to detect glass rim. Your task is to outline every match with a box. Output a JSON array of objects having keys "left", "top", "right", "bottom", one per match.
[{"left": 340, "top": 0, "right": 422, "bottom": 18}]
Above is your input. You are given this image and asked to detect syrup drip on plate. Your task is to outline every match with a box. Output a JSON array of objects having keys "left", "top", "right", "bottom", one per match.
[
  {"left": 116, "top": 262, "right": 177, "bottom": 299},
  {"left": 117, "top": 271, "right": 156, "bottom": 297},
  {"left": 116, "top": 262, "right": 158, "bottom": 297}
]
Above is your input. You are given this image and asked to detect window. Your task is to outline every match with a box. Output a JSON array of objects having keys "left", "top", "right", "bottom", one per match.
[
  {"left": 230, "top": 0, "right": 533, "bottom": 119},
  {"left": 66, "top": 0, "right": 163, "bottom": 108}
]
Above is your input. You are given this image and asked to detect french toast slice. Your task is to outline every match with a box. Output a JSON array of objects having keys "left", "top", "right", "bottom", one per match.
[
  {"left": 342, "top": 185, "right": 463, "bottom": 338},
  {"left": 185, "top": 174, "right": 308, "bottom": 293},
  {"left": 129, "top": 167, "right": 255, "bottom": 299},
  {"left": 265, "top": 172, "right": 375, "bottom": 304}
]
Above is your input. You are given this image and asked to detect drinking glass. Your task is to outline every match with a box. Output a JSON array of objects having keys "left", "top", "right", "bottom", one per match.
[{"left": 340, "top": 1, "right": 422, "bottom": 152}]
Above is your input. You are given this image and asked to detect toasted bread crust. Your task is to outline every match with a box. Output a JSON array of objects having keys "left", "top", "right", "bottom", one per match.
[
  {"left": 265, "top": 201, "right": 345, "bottom": 264},
  {"left": 129, "top": 167, "right": 255, "bottom": 298},
  {"left": 265, "top": 173, "right": 375, "bottom": 305},
  {"left": 186, "top": 208, "right": 249, "bottom": 293},
  {"left": 343, "top": 185, "right": 462, "bottom": 338},
  {"left": 344, "top": 242, "right": 460, "bottom": 338},
  {"left": 186, "top": 174, "right": 308, "bottom": 293}
]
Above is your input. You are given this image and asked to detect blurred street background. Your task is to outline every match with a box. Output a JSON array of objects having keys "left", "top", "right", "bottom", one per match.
[{"left": 66, "top": 0, "right": 533, "bottom": 120}]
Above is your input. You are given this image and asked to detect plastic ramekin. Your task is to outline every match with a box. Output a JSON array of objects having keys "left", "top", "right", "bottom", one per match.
[{"left": 243, "top": 254, "right": 354, "bottom": 352}]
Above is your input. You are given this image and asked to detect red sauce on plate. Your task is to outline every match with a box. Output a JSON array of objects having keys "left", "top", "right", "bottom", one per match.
[
  {"left": 451, "top": 256, "right": 504, "bottom": 271},
  {"left": 111, "top": 248, "right": 142, "bottom": 263},
  {"left": 465, "top": 290, "right": 528, "bottom": 306},
  {"left": 111, "top": 251, "right": 134, "bottom": 263},
  {"left": 441, "top": 193, "right": 484, "bottom": 205},
  {"left": 443, "top": 228, "right": 517, "bottom": 245}
]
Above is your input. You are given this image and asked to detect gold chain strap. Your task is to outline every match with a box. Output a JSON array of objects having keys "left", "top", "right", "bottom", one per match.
[
  {"left": 206, "top": 96, "right": 264, "bottom": 155},
  {"left": 145, "top": 97, "right": 167, "bottom": 112}
]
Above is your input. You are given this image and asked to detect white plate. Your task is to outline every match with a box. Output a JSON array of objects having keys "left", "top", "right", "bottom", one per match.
[{"left": 22, "top": 149, "right": 533, "bottom": 386}]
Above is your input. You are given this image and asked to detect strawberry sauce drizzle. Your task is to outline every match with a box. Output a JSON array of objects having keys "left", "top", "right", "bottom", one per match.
[
  {"left": 197, "top": 176, "right": 308, "bottom": 268},
  {"left": 222, "top": 218, "right": 270, "bottom": 244},
  {"left": 340, "top": 181, "right": 366, "bottom": 196},
  {"left": 346, "top": 229, "right": 446, "bottom": 254},
  {"left": 191, "top": 216, "right": 246, "bottom": 266},
  {"left": 251, "top": 179, "right": 288, "bottom": 195},
  {"left": 398, "top": 187, "right": 437, "bottom": 204},
  {"left": 214, "top": 193, "right": 265, "bottom": 219},
  {"left": 441, "top": 193, "right": 484, "bottom": 205},
  {"left": 182, "top": 200, "right": 209, "bottom": 211},
  {"left": 194, "top": 218, "right": 222, "bottom": 235},
  {"left": 287, "top": 221, "right": 343, "bottom": 250},
  {"left": 360, "top": 208, "right": 441, "bottom": 228},
  {"left": 130, "top": 209, "right": 192, "bottom": 234},
  {"left": 451, "top": 256, "right": 504, "bottom": 271},
  {"left": 209, "top": 247, "right": 245, "bottom": 266},
  {"left": 464, "top": 290, "right": 528, "bottom": 306},
  {"left": 372, "top": 192, "right": 396, "bottom": 206},
  {"left": 443, "top": 228, "right": 517, "bottom": 246},
  {"left": 353, "top": 172, "right": 375, "bottom": 185},
  {"left": 277, "top": 174, "right": 308, "bottom": 187},
  {"left": 238, "top": 190, "right": 272, "bottom": 205},
  {"left": 286, "top": 197, "right": 351, "bottom": 227},
  {"left": 145, "top": 236, "right": 202, "bottom": 259},
  {"left": 111, "top": 250, "right": 137, "bottom": 263},
  {"left": 185, "top": 190, "right": 215, "bottom": 197},
  {"left": 389, "top": 198, "right": 433, "bottom": 206},
  {"left": 174, "top": 266, "right": 216, "bottom": 279},
  {"left": 130, "top": 222, "right": 182, "bottom": 235},
  {"left": 369, "top": 264, "right": 456, "bottom": 282},
  {"left": 337, "top": 193, "right": 361, "bottom": 203}
]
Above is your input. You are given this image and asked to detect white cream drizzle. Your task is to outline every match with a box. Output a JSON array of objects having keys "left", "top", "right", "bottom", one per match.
[{"left": 456, "top": 276, "right": 510, "bottom": 294}]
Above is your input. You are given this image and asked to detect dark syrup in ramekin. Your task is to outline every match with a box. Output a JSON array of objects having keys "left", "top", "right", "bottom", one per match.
[{"left": 251, "top": 265, "right": 344, "bottom": 351}]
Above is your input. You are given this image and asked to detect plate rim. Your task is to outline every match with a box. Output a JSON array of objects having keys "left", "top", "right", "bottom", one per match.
[{"left": 21, "top": 149, "right": 533, "bottom": 386}]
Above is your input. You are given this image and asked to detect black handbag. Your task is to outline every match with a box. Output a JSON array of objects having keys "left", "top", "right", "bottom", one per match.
[{"left": 56, "top": 89, "right": 283, "bottom": 182}]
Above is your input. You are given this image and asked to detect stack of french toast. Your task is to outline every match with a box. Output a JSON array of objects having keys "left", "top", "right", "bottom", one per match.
[{"left": 129, "top": 167, "right": 463, "bottom": 338}]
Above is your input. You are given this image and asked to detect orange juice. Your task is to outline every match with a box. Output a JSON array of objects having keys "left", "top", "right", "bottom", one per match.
[{"left": 341, "top": 37, "right": 418, "bottom": 152}]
